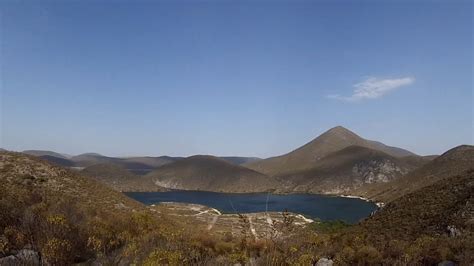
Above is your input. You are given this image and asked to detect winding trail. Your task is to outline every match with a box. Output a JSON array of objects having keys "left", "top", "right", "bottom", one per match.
[
  {"left": 248, "top": 216, "right": 258, "bottom": 239},
  {"left": 207, "top": 215, "right": 219, "bottom": 231}
]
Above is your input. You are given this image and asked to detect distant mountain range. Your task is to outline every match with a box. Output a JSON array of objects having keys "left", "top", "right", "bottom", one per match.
[
  {"left": 3, "top": 146, "right": 472, "bottom": 264},
  {"left": 14, "top": 126, "right": 473, "bottom": 202},
  {"left": 22, "top": 150, "right": 260, "bottom": 172}
]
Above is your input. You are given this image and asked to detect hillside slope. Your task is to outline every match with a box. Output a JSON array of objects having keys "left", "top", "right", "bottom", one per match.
[
  {"left": 245, "top": 126, "right": 416, "bottom": 176},
  {"left": 314, "top": 170, "right": 474, "bottom": 264},
  {"left": 355, "top": 145, "right": 474, "bottom": 202},
  {"left": 0, "top": 151, "right": 233, "bottom": 265},
  {"left": 357, "top": 170, "right": 474, "bottom": 242},
  {"left": 146, "top": 155, "right": 280, "bottom": 192},
  {"left": 279, "top": 145, "right": 426, "bottom": 194}
]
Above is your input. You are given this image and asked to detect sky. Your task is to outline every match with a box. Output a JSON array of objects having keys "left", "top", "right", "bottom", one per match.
[{"left": 1, "top": 0, "right": 472, "bottom": 158}]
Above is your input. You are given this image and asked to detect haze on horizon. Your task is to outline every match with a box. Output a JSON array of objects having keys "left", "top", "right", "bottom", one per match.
[{"left": 1, "top": 0, "right": 472, "bottom": 158}]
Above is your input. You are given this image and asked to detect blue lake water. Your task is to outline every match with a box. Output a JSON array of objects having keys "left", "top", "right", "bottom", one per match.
[{"left": 125, "top": 191, "right": 377, "bottom": 224}]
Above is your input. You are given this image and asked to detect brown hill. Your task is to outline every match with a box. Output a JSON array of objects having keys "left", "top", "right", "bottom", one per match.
[
  {"left": 1, "top": 151, "right": 144, "bottom": 214},
  {"left": 355, "top": 145, "right": 474, "bottom": 202},
  {"left": 145, "top": 155, "right": 280, "bottom": 193},
  {"left": 0, "top": 151, "right": 224, "bottom": 265},
  {"left": 81, "top": 163, "right": 167, "bottom": 192},
  {"left": 244, "top": 126, "right": 416, "bottom": 176},
  {"left": 278, "top": 145, "right": 426, "bottom": 194}
]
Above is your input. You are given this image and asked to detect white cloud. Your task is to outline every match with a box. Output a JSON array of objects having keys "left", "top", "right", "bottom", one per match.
[{"left": 328, "top": 76, "right": 415, "bottom": 102}]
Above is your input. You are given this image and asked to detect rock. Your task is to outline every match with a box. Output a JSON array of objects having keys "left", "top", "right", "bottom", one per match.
[
  {"left": 447, "top": 225, "right": 461, "bottom": 237},
  {"left": 16, "top": 249, "right": 40, "bottom": 265},
  {"left": 0, "top": 255, "right": 18, "bottom": 265},
  {"left": 316, "top": 257, "right": 334, "bottom": 266},
  {"left": 438, "top": 261, "right": 456, "bottom": 266},
  {"left": 0, "top": 249, "right": 40, "bottom": 265}
]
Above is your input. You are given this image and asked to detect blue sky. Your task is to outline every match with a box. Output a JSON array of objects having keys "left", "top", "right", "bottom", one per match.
[{"left": 1, "top": 0, "right": 472, "bottom": 157}]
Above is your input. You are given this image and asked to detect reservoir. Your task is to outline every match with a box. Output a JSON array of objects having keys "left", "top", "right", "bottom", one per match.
[{"left": 126, "top": 191, "right": 377, "bottom": 224}]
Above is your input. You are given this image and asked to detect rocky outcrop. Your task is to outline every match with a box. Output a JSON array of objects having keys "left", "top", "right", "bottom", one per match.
[
  {"left": 316, "top": 258, "right": 334, "bottom": 266},
  {"left": 0, "top": 249, "right": 40, "bottom": 265},
  {"left": 352, "top": 159, "right": 407, "bottom": 184}
]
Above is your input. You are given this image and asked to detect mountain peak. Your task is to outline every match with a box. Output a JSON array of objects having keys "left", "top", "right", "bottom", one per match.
[
  {"left": 245, "top": 125, "right": 416, "bottom": 176},
  {"left": 323, "top": 126, "right": 357, "bottom": 136}
]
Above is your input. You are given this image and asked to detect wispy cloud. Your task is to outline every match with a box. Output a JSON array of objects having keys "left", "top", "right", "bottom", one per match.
[{"left": 328, "top": 76, "right": 415, "bottom": 102}]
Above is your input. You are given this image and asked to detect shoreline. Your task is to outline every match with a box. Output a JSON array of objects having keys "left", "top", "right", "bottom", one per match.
[
  {"left": 125, "top": 189, "right": 385, "bottom": 208},
  {"left": 155, "top": 202, "right": 315, "bottom": 225},
  {"left": 339, "top": 194, "right": 385, "bottom": 208}
]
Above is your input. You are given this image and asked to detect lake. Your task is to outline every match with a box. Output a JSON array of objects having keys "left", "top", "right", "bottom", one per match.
[{"left": 125, "top": 191, "right": 377, "bottom": 224}]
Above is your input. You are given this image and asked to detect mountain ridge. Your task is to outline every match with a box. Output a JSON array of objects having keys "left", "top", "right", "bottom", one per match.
[{"left": 244, "top": 126, "right": 417, "bottom": 176}]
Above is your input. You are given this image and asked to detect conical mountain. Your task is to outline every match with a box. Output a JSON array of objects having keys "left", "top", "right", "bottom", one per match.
[{"left": 244, "top": 126, "right": 416, "bottom": 176}]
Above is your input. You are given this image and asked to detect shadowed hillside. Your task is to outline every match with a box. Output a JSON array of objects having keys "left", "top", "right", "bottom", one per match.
[
  {"left": 145, "top": 155, "right": 280, "bottom": 193},
  {"left": 71, "top": 153, "right": 181, "bottom": 173},
  {"left": 23, "top": 150, "right": 69, "bottom": 159},
  {"left": 81, "top": 163, "right": 167, "bottom": 192},
  {"left": 354, "top": 145, "right": 474, "bottom": 202},
  {"left": 39, "top": 155, "right": 75, "bottom": 167},
  {"left": 219, "top": 156, "right": 261, "bottom": 165},
  {"left": 245, "top": 126, "right": 416, "bottom": 176}
]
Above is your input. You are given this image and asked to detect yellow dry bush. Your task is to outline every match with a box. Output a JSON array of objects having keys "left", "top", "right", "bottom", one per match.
[
  {"left": 296, "top": 253, "right": 314, "bottom": 265},
  {"left": 228, "top": 252, "right": 248, "bottom": 264},
  {"left": 87, "top": 218, "right": 123, "bottom": 255},
  {"left": 42, "top": 237, "right": 73, "bottom": 265},
  {"left": 143, "top": 249, "right": 183, "bottom": 266},
  {"left": 356, "top": 245, "right": 382, "bottom": 264},
  {"left": 335, "top": 246, "right": 355, "bottom": 264},
  {"left": 0, "top": 236, "right": 9, "bottom": 255},
  {"left": 46, "top": 214, "right": 68, "bottom": 226}
]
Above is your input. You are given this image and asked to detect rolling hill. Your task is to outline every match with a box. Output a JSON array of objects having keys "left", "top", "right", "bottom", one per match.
[
  {"left": 244, "top": 126, "right": 416, "bottom": 176},
  {"left": 81, "top": 163, "right": 167, "bottom": 192},
  {"left": 278, "top": 145, "right": 427, "bottom": 194},
  {"left": 354, "top": 145, "right": 474, "bottom": 202},
  {"left": 145, "top": 155, "right": 280, "bottom": 192}
]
